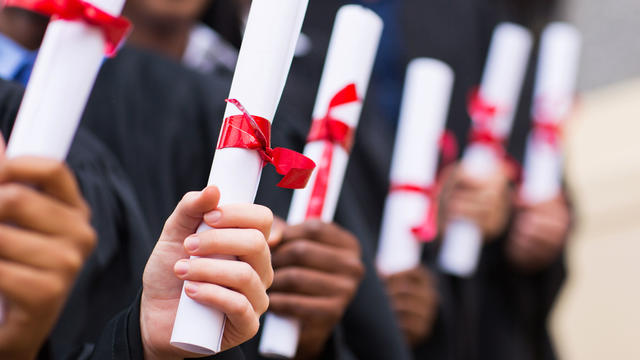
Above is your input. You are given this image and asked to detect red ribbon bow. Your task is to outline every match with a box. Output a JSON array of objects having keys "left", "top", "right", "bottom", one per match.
[
  {"left": 390, "top": 183, "right": 439, "bottom": 242},
  {"left": 217, "top": 99, "right": 316, "bottom": 189},
  {"left": 467, "top": 87, "right": 506, "bottom": 155},
  {"left": 304, "top": 83, "right": 360, "bottom": 219},
  {"left": 4, "top": 0, "right": 132, "bottom": 56}
]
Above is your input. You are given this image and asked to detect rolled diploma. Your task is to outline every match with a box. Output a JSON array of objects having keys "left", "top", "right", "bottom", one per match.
[
  {"left": 521, "top": 23, "right": 581, "bottom": 204},
  {"left": 0, "top": 0, "right": 126, "bottom": 326},
  {"left": 375, "top": 59, "right": 454, "bottom": 276},
  {"left": 438, "top": 23, "right": 533, "bottom": 277},
  {"left": 169, "top": 0, "right": 309, "bottom": 355},
  {"left": 258, "top": 5, "right": 383, "bottom": 359}
]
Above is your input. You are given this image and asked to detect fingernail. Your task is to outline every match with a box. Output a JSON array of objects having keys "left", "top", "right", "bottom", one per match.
[
  {"left": 204, "top": 210, "right": 222, "bottom": 224},
  {"left": 184, "top": 236, "right": 200, "bottom": 252},
  {"left": 185, "top": 281, "right": 199, "bottom": 295},
  {"left": 174, "top": 260, "right": 190, "bottom": 277}
]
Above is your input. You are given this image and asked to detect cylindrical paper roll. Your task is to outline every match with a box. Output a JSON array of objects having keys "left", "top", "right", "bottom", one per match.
[
  {"left": 1, "top": 0, "right": 126, "bottom": 326},
  {"left": 521, "top": 23, "right": 581, "bottom": 204},
  {"left": 375, "top": 58, "right": 454, "bottom": 276},
  {"left": 258, "top": 5, "right": 383, "bottom": 359},
  {"left": 438, "top": 23, "right": 533, "bottom": 277},
  {"left": 169, "top": 0, "right": 309, "bottom": 355}
]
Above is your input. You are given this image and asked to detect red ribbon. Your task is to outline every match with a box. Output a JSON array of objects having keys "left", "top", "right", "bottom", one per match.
[
  {"left": 467, "top": 87, "right": 506, "bottom": 156},
  {"left": 4, "top": 0, "right": 132, "bottom": 57},
  {"left": 218, "top": 99, "right": 316, "bottom": 189},
  {"left": 304, "top": 83, "right": 360, "bottom": 218},
  {"left": 532, "top": 98, "right": 565, "bottom": 147},
  {"left": 390, "top": 183, "right": 438, "bottom": 243}
]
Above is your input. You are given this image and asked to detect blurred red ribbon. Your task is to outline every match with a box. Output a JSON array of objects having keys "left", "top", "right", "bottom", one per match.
[
  {"left": 4, "top": 0, "right": 131, "bottom": 57},
  {"left": 390, "top": 183, "right": 439, "bottom": 242},
  {"left": 532, "top": 98, "right": 564, "bottom": 146},
  {"left": 304, "top": 83, "right": 359, "bottom": 218},
  {"left": 218, "top": 99, "right": 316, "bottom": 189},
  {"left": 467, "top": 87, "right": 506, "bottom": 155}
]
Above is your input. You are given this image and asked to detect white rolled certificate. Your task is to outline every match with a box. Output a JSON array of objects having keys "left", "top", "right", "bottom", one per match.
[
  {"left": 521, "top": 23, "right": 581, "bottom": 204},
  {"left": 375, "top": 59, "right": 454, "bottom": 276},
  {"left": 258, "top": 5, "right": 383, "bottom": 359},
  {"left": 0, "top": 0, "right": 127, "bottom": 326},
  {"left": 169, "top": 0, "right": 309, "bottom": 354},
  {"left": 438, "top": 23, "right": 533, "bottom": 277}
]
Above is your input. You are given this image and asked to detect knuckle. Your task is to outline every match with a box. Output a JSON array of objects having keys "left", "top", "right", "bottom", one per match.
[
  {"left": 257, "top": 205, "right": 274, "bottom": 228},
  {"left": 60, "top": 249, "right": 84, "bottom": 274},
  {"left": 229, "top": 296, "right": 252, "bottom": 317},
  {"left": 237, "top": 262, "right": 256, "bottom": 284},
  {"left": 264, "top": 266, "right": 274, "bottom": 289},
  {"left": 248, "top": 228, "right": 266, "bottom": 249},
  {"left": 289, "top": 241, "right": 310, "bottom": 262},
  {"left": 0, "top": 184, "right": 26, "bottom": 211},
  {"left": 304, "top": 219, "right": 323, "bottom": 238}
]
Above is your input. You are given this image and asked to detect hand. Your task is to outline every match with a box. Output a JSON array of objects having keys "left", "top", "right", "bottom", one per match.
[
  {"left": 0, "top": 154, "right": 96, "bottom": 358},
  {"left": 268, "top": 220, "right": 365, "bottom": 360},
  {"left": 440, "top": 162, "right": 512, "bottom": 240},
  {"left": 140, "top": 186, "right": 273, "bottom": 359},
  {"left": 506, "top": 194, "right": 571, "bottom": 272},
  {"left": 383, "top": 266, "right": 439, "bottom": 347}
]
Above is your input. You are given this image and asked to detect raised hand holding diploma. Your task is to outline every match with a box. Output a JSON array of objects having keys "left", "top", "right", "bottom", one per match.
[
  {"left": 521, "top": 23, "right": 581, "bottom": 204},
  {"left": 438, "top": 23, "right": 533, "bottom": 277},
  {"left": 0, "top": 0, "right": 129, "bottom": 326},
  {"left": 169, "top": 0, "right": 312, "bottom": 354},
  {"left": 375, "top": 58, "right": 454, "bottom": 276},
  {"left": 258, "top": 5, "right": 383, "bottom": 359}
]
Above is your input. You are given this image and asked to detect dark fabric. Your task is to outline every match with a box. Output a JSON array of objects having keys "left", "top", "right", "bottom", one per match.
[{"left": 0, "top": 78, "right": 154, "bottom": 359}]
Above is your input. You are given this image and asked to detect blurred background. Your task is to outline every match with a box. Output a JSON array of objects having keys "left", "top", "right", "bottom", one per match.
[{"left": 552, "top": 0, "right": 640, "bottom": 359}]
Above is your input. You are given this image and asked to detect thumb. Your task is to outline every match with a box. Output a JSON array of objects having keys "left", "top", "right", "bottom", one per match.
[{"left": 161, "top": 186, "right": 221, "bottom": 241}]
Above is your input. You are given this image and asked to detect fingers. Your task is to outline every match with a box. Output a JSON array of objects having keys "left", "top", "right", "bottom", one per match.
[
  {"left": 174, "top": 258, "right": 269, "bottom": 314},
  {"left": 0, "top": 157, "right": 87, "bottom": 211},
  {"left": 162, "top": 186, "right": 220, "bottom": 238},
  {"left": 281, "top": 220, "right": 360, "bottom": 252},
  {"left": 203, "top": 203, "right": 273, "bottom": 243},
  {"left": 183, "top": 227, "right": 272, "bottom": 287},
  {"left": 183, "top": 282, "right": 261, "bottom": 336},
  {"left": 0, "top": 132, "right": 5, "bottom": 158},
  {"left": 0, "top": 224, "right": 88, "bottom": 276},
  {"left": 0, "top": 260, "right": 66, "bottom": 312},
  {"left": 271, "top": 239, "right": 364, "bottom": 278},
  {"left": 270, "top": 267, "right": 355, "bottom": 297},
  {"left": 0, "top": 183, "right": 96, "bottom": 244}
]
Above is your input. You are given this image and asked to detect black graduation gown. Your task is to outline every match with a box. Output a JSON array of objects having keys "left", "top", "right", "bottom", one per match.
[{"left": 0, "top": 78, "right": 155, "bottom": 359}]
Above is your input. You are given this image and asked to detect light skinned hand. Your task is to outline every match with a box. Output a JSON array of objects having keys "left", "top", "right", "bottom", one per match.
[{"left": 140, "top": 186, "right": 274, "bottom": 359}]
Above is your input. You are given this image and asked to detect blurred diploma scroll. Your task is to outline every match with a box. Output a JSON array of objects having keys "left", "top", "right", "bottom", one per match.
[
  {"left": 375, "top": 59, "right": 454, "bottom": 276},
  {"left": 437, "top": 23, "right": 533, "bottom": 277},
  {"left": 521, "top": 23, "right": 581, "bottom": 204},
  {"left": 1, "top": 0, "right": 128, "bottom": 325},
  {"left": 169, "top": 0, "right": 310, "bottom": 354},
  {"left": 258, "top": 5, "right": 383, "bottom": 359}
]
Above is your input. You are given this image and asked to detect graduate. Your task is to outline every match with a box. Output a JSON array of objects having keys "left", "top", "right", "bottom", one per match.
[
  {"left": 118, "top": 1, "right": 411, "bottom": 359},
  {"left": 0, "top": 80, "right": 97, "bottom": 358},
  {"left": 0, "top": 6, "right": 275, "bottom": 360}
]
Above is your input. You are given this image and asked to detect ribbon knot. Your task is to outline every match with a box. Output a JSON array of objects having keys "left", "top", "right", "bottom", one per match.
[
  {"left": 467, "top": 87, "right": 506, "bottom": 155},
  {"left": 218, "top": 99, "right": 316, "bottom": 189},
  {"left": 304, "top": 83, "right": 360, "bottom": 219},
  {"left": 4, "top": 0, "right": 132, "bottom": 57},
  {"left": 532, "top": 98, "right": 565, "bottom": 147},
  {"left": 390, "top": 183, "right": 439, "bottom": 243}
]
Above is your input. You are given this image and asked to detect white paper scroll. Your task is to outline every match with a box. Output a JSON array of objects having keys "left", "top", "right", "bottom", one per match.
[
  {"left": 375, "top": 59, "right": 454, "bottom": 276},
  {"left": 438, "top": 23, "right": 533, "bottom": 277},
  {"left": 169, "top": 0, "right": 309, "bottom": 355},
  {"left": 0, "top": 0, "right": 126, "bottom": 326},
  {"left": 521, "top": 23, "right": 581, "bottom": 204},
  {"left": 258, "top": 5, "right": 383, "bottom": 359}
]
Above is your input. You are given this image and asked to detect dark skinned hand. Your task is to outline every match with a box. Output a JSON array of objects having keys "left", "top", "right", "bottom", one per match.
[
  {"left": 506, "top": 194, "right": 571, "bottom": 272},
  {"left": 268, "top": 219, "right": 365, "bottom": 360},
  {"left": 383, "top": 266, "right": 439, "bottom": 347}
]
